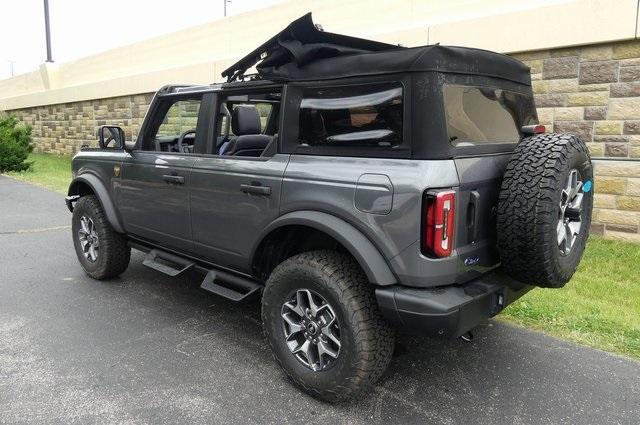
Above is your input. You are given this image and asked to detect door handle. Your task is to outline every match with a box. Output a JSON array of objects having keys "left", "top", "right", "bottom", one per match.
[
  {"left": 240, "top": 183, "right": 271, "bottom": 196},
  {"left": 162, "top": 174, "right": 185, "bottom": 184},
  {"left": 467, "top": 190, "right": 480, "bottom": 243}
]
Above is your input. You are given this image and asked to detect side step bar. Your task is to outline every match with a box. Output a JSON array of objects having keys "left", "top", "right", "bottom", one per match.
[
  {"left": 142, "top": 249, "right": 195, "bottom": 277},
  {"left": 200, "top": 269, "right": 261, "bottom": 302},
  {"left": 135, "top": 243, "right": 261, "bottom": 302}
]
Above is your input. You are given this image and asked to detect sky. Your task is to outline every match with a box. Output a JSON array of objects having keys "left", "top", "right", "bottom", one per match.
[{"left": 0, "top": 0, "right": 283, "bottom": 79}]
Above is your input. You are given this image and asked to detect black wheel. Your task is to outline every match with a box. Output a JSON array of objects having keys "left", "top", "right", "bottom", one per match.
[
  {"left": 497, "top": 133, "right": 593, "bottom": 288},
  {"left": 261, "top": 250, "right": 395, "bottom": 402},
  {"left": 72, "top": 195, "right": 130, "bottom": 280}
]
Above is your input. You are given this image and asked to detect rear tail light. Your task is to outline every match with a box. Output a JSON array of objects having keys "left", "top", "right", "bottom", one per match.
[
  {"left": 521, "top": 124, "right": 546, "bottom": 135},
  {"left": 423, "top": 190, "right": 455, "bottom": 257}
]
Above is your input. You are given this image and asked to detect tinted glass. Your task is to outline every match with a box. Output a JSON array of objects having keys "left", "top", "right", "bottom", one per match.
[
  {"left": 144, "top": 97, "right": 201, "bottom": 152},
  {"left": 443, "top": 85, "right": 533, "bottom": 146},
  {"left": 299, "top": 83, "right": 403, "bottom": 148},
  {"left": 156, "top": 99, "right": 201, "bottom": 137},
  {"left": 219, "top": 102, "right": 273, "bottom": 137}
]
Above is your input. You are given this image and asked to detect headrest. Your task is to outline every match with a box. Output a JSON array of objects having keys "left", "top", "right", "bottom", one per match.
[{"left": 232, "top": 105, "right": 261, "bottom": 135}]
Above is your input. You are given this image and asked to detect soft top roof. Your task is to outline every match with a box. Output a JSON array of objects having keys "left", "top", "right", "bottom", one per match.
[{"left": 222, "top": 13, "right": 531, "bottom": 86}]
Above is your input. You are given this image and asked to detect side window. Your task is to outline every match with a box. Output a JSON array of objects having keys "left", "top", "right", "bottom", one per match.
[
  {"left": 214, "top": 91, "right": 281, "bottom": 157},
  {"left": 298, "top": 83, "right": 403, "bottom": 148},
  {"left": 145, "top": 97, "right": 202, "bottom": 152},
  {"left": 443, "top": 85, "right": 534, "bottom": 146},
  {"left": 218, "top": 102, "right": 273, "bottom": 137}
]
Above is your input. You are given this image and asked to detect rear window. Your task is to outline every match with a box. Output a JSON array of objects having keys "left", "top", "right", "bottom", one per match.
[
  {"left": 443, "top": 85, "right": 532, "bottom": 146},
  {"left": 298, "top": 83, "right": 403, "bottom": 148}
]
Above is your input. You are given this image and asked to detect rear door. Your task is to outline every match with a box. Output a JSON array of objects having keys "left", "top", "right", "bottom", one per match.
[
  {"left": 442, "top": 84, "right": 537, "bottom": 279},
  {"left": 188, "top": 88, "right": 288, "bottom": 273}
]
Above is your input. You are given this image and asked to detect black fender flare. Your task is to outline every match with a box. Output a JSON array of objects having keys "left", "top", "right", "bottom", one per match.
[
  {"left": 252, "top": 210, "right": 397, "bottom": 286},
  {"left": 67, "top": 174, "right": 125, "bottom": 234}
]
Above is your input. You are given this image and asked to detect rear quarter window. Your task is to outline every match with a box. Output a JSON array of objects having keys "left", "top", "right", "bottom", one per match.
[
  {"left": 443, "top": 85, "right": 534, "bottom": 147},
  {"left": 298, "top": 83, "right": 403, "bottom": 149}
]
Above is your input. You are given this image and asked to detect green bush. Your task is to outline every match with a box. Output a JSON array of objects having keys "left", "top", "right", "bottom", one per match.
[{"left": 0, "top": 115, "right": 33, "bottom": 172}]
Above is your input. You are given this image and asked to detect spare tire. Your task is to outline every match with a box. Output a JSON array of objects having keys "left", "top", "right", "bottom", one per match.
[{"left": 496, "top": 133, "right": 593, "bottom": 288}]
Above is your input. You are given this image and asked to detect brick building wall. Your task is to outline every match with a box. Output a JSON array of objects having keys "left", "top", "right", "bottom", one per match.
[{"left": 4, "top": 40, "right": 640, "bottom": 242}]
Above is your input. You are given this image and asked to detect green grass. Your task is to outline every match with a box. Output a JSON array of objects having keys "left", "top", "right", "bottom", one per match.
[
  {"left": 502, "top": 236, "right": 640, "bottom": 360},
  {"left": 4, "top": 152, "right": 72, "bottom": 194},
  {"left": 3, "top": 153, "right": 640, "bottom": 360}
]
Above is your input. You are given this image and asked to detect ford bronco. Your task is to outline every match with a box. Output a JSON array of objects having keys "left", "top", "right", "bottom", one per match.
[{"left": 66, "top": 14, "right": 593, "bottom": 401}]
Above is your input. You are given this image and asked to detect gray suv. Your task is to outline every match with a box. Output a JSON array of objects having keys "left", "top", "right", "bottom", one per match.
[{"left": 66, "top": 14, "right": 593, "bottom": 401}]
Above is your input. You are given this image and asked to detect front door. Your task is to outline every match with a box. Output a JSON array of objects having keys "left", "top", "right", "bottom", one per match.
[
  {"left": 116, "top": 94, "right": 207, "bottom": 252},
  {"left": 118, "top": 152, "right": 195, "bottom": 252}
]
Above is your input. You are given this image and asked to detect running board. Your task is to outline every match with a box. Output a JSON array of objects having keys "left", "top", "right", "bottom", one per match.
[
  {"left": 142, "top": 249, "right": 195, "bottom": 277},
  {"left": 200, "top": 269, "right": 261, "bottom": 302}
]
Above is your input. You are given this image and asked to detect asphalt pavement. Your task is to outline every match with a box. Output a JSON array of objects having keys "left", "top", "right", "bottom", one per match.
[{"left": 0, "top": 175, "right": 638, "bottom": 424}]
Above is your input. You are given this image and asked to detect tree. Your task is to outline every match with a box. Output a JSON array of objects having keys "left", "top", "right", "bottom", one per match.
[{"left": 0, "top": 115, "right": 33, "bottom": 172}]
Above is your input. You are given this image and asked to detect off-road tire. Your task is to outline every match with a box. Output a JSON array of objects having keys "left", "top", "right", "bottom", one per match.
[
  {"left": 72, "top": 195, "right": 130, "bottom": 279},
  {"left": 497, "top": 133, "right": 593, "bottom": 288},
  {"left": 261, "top": 250, "right": 395, "bottom": 402}
]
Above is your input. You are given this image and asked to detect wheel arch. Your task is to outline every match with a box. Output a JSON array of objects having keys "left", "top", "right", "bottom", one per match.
[
  {"left": 68, "top": 174, "right": 125, "bottom": 234},
  {"left": 251, "top": 211, "right": 397, "bottom": 286}
]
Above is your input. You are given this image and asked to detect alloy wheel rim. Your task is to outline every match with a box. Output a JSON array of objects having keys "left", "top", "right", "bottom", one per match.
[
  {"left": 78, "top": 215, "right": 99, "bottom": 262},
  {"left": 281, "top": 289, "right": 341, "bottom": 371},
  {"left": 557, "top": 169, "right": 584, "bottom": 256}
]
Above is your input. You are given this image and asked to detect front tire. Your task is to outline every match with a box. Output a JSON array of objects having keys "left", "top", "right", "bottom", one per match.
[
  {"left": 72, "top": 195, "right": 130, "bottom": 279},
  {"left": 261, "top": 250, "right": 395, "bottom": 402}
]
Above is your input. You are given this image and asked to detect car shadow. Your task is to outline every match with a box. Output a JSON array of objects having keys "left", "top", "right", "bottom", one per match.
[{"left": 102, "top": 253, "right": 636, "bottom": 423}]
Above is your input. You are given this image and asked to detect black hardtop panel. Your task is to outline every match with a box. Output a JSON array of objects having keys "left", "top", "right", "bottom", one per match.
[{"left": 222, "top": 13, "right": 531, "bottom": 86}]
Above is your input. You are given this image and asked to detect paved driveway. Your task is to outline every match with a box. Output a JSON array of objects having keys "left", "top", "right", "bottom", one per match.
[{"left": 0, "top": 176, "right": 638, "bottom": 424}]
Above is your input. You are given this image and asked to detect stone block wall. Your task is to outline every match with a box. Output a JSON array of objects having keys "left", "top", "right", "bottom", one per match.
[
  {"left": 156, "top": 99, "right": 201, "bottom": 137},
  {"left": 2, "top": 40, "right": 640, "bottom": 241},
  {"left": 592, "top": 160, "right": 640, "bottom": 242},
  {"left": 511, "top": 40, "right": 640, "bottom": 159},
  {"left": 511, "top": 40, "right": 640, "bottom": 242},
  {"left": 9, "top": 93, "right": 154, "bottom": 155}
]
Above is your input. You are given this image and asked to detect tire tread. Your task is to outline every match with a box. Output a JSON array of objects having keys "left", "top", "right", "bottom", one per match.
[
  {"left": 73, "top": 195, "right": 130, "bottom": 279},
  {"left": 496, "top": 132, "right": 591, "bottom": 287},
  {"left": 262, "top": 250, "right": 395, "bottom": 402}
]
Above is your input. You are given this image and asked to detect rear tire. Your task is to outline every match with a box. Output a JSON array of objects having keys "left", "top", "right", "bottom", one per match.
[
  {"left": 497, "top": 133, "right": 593, "bottom": 288},
  {"left": 72, "top": 195, "right": 130, "bottom": 280},
  {"left": 261, "top": 250, "right": 395, "bottom": 402}
]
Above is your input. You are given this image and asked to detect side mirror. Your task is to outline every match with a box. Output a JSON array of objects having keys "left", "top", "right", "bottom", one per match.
[{"left": 97, "top": 125, "right": 126, "bottom": 150}]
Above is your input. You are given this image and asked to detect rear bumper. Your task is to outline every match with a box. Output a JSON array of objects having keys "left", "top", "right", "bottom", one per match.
[{"left": 375, "top": 271, "right": 531, "bottom": 337}]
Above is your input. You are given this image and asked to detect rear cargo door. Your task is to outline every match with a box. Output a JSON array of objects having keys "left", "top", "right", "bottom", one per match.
[{"left": 443, "top": 84, "right": 536, "bottom": 280}]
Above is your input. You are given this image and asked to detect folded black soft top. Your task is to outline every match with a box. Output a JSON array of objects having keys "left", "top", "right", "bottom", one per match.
[{"left": 222, "top": 13, "right": 531, "bottom": 86}]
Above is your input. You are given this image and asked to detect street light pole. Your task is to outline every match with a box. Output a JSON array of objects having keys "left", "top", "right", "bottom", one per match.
[{"left": 44, "top": 0, "right": 53, "bottom": 62}]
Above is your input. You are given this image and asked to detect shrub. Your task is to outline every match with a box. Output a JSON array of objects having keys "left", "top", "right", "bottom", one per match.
[{"left": 0, "top": 114, "right": 33, "bottom": 172}]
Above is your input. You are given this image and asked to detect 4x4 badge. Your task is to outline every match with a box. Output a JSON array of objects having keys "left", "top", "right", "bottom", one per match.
[{"left": 113, "top": 165, "right": 121, "bottom": 177}]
